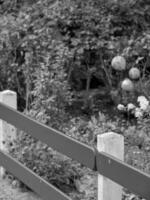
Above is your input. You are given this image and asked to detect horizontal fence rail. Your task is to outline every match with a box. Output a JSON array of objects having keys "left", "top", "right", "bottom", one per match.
[
  {"left": 0, "top": 103, "right": 95, "bottom": 170},
  {"left": 0, "top": 150, "right": 71, "bottom": 200},
  {"left": 0, "top": 102, "right": 150, "bottom": 199},
  {"left": 96, "top": 151, "right": 150, "bottom": 200}
]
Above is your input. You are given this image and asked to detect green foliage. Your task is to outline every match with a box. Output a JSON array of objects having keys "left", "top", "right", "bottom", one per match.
[
  {"left": 0, "top": 0, "right": 150, "bottom": 111},
  {"left": 8, "top": 130, "right": 83, "bottom": 193},
  {"left": 63, "top": 112, "right": 120, "bottom": 145},
  {"left": 1, "top": 1, "right": 150, "bottom": 199}
]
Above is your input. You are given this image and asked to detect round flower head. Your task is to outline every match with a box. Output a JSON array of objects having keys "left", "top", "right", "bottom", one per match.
[
  {"left": 127, "top": 103, "right": 136, "bottom": 111},
  {"left": 137, "top": 96, "right": 149, "bottom": 111},
  {"left": 117, "top": 104, "right": 126, "bottom": 111},
  {"left": 134, "top": 108, "right": 143, "bottom": 119}
]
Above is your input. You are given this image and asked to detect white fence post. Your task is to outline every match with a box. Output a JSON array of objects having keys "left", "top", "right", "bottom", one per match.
[
  {"left": 97, "top": 132, "right": 124, "bottom": 200},
  {"left": 0, "top": 90, "right": 17, "bottom": 177}
]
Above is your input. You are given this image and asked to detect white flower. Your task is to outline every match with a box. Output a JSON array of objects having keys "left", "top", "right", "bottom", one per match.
[
  {"left": 117, "top": 104, "right": 126, "bottom": 111},
  {"left": 127, "top": 103, "right": 135, "bottom": 111},
  {"left": 134, "top": 108, "right": 143, "bottom": 118},
  {"left": 137, "top": 96, "right": 149, "bottom": 111}
]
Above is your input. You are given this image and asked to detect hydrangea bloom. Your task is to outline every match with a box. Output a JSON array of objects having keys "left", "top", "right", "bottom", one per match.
[
  {"left": 134, "top": 107, "right": 143, "bottom": 118},
  {"left": 117, "top": 104, "right": 126, "bottom": 111},
  {"left": 137, "top": 96, "right": 149, "bottom": 111},
  {"left": 127, "top": 103, "right": 135, "bottom": 111}
]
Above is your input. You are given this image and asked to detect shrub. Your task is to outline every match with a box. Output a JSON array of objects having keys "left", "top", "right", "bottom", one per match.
[{"left": 8, "top": 130, "right": 83, "bottom": 193}]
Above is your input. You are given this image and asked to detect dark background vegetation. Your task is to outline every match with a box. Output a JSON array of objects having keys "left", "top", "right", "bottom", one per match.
[{"left": 0, "top": 0, "right": 150, "bottom": 199}]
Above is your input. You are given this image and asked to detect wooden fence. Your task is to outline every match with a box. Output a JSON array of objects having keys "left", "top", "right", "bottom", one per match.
[{"left": 0, "top": 90, "right": 150, "bottom": 200}]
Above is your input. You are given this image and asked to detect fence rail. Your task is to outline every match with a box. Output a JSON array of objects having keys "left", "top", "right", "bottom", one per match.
[
  {"left": 0, "top": 91, "right": 150, "bottom": 200},
  {"left": 0, "top": 102, "right": 95, "bottom": 170},
  {"left": 0, "top": 150, "right": 71, "bottom": 200},
  {"left": 96, "top": 151, "right": 150, "bottom": 199}
]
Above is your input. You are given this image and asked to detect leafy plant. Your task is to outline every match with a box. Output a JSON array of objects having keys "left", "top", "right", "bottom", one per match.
[{"left": 8, "top": 130, "right": 83, "bottom": 193}]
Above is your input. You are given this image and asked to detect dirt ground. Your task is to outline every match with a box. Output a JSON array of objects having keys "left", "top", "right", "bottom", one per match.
[{"left": 0, "top": 177, "right": 41, "bottom": 200}]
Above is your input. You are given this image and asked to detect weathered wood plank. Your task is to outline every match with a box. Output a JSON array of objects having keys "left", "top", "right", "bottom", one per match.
[
  {"left": 1, "top": 102, "right": 150, "bottom": 199},
  {"left": 96, "top": 151, "right": 150, "bottom": 199},
  {"left": 0, "top": 150, "right": 71, "bottom": 200},
  {"left": 0, "top": 103, "right": 95, "bottom": 169}
]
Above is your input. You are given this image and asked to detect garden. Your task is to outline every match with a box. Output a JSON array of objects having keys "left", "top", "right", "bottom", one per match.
[{"left": 0, "top": 0, "right": 150, "bottom": 199}]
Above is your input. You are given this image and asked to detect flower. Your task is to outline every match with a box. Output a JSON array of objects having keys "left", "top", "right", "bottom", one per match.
[
  {"left": 134, "top": 108, "right": 143, "bottom": 118},
  {"left": 117, "top": 104, "right": 126, "bottom": 111},
  {"left": 127, "top": 103, "right": 135, "bottom": 111},
  {"left": 137, "top": 96, "right": 149, "bottom": 111}
]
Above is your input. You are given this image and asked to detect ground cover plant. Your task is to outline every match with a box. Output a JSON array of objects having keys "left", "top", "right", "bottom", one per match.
[{"left": 0, "top": 0, "right": 150, "bottom": 199}]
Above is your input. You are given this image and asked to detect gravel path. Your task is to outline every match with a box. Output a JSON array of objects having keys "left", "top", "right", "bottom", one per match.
[{"left": 0, "top": 177, "right": 41, "bottom": 200}]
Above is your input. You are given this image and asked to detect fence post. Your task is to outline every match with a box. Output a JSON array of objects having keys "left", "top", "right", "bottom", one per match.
[
  {"left": 0, "top": 90, "right": 17, "bottom": 177},
  {"left": 97, "top": 132, "right": 124, "bottom": 200}
]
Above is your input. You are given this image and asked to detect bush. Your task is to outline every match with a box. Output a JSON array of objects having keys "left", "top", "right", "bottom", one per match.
[
  {"left": 0, "top": 0, "right": 150, "bottom": 112},
  {"left": 8, "top": 129, "right": 83, "bottom": 193}
]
